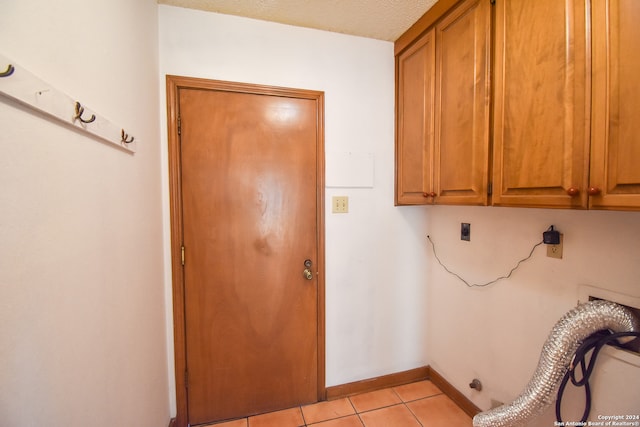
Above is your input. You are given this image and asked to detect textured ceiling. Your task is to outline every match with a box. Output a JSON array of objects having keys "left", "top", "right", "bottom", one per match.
[{"left": 157, "top": 0, "right": 439, "bottom": 41}]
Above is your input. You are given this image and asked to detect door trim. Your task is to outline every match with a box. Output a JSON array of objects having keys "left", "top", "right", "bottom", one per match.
[{"left": 166, "top": 75, "right": 326, "bottom": 427}]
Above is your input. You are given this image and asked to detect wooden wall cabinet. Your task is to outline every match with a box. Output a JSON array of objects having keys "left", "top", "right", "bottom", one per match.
[
  {"left": 589, "top": 0, "right": 640, "bottom": 210},
  {"left": 491, "top": 0, "right": 590, "bottom": 209},
  {"left": 493, "top": 0, "right": 640, "bottom": 210},
  {"left": 395, "top": 0, "right": 491, "bottom": 206},
  {"left": 397, "top": 0, "right": 640, "bottom": 211},
  {"left": 395, "top": 28, "right": 436, "bottom": 205}
]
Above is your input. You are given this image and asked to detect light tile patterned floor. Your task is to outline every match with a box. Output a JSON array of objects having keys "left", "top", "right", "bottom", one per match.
[{"left": 204, "top": 380, "right": 472, "bottom": 427}]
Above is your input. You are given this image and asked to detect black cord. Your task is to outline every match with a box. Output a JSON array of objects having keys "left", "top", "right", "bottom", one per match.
[
  {"left": 556, "top": 330, "right": 640, "bottom": 423},
  {"left": 426, "top": 235, "right": 544, "bottom": 287}
]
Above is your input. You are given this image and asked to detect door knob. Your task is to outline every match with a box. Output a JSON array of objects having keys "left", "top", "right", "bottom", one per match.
[{"left": 303, "top": 268, "right": 313, "bottom": 280}]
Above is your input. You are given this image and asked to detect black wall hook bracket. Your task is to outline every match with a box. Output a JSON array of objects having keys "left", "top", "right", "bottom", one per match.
[
  {"left": 74, "top": 101, "right": 96, "bottom": 124},
  {"left": 121, "top": 129, "right": 134, "bottom": 144},
  {"left": 0, "top": 64, "right": 15, "bottom": 77},
  {"left": 0, "top": 64, "right": 16, "bottom": 77}
]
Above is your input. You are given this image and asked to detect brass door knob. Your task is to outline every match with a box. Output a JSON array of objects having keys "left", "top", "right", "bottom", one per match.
[{"left": 303, "top": 268, "right": 313, "bottom": 280}]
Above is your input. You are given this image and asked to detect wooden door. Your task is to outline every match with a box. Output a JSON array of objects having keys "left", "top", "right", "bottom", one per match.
[
  {"left": 492, "top": 0, "right": 590, "bottom": 208},
  {"left": 395, "top": 28, "right": 436, "bottom": 205},
  {"left": 590, "top": 0, "right": 640, "bottom": 210},
  {"left": 167, "top": 77, "right": 325, "bottom": 426},
  {"left": 434, "top": 0, "right": 491, "bottom": 205}
]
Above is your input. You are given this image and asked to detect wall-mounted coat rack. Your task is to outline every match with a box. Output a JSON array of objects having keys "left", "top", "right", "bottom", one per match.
[{"left": 0, "top": 53, "right": 136, "bottom": 153}]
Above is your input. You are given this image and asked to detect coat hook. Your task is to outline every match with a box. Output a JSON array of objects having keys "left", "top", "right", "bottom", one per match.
[
  {"left": 121, "top": 129, "right": 134, "bottom": 144},
  {"left": 0, "top": 64, "right": 15, "bottom": 77},
  {"left": 74, "top": 101, "right": 96, "bottom": 124}
]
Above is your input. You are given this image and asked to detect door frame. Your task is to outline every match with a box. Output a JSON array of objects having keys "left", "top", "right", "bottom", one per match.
[{"left": 166, "top": 75, "right": 326, "bottom": 427}]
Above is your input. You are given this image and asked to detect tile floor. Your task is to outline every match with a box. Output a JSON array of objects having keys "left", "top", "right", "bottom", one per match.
[{"left": 204, "top": 380, "right": 472, "bottom": 427}]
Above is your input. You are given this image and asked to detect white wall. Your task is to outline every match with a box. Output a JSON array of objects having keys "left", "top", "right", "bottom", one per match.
[
  {"left": 0, "top": 1, "right": 169, "bottom": 426},
  {"left": 427, "top": 205, "right": 640, "bottom": 424},
  {"left": 158, "top": 5, "right": 640, "bottom": 423},
  {"left": 159, "top": 5, "right": 431, "bottom": 415}
]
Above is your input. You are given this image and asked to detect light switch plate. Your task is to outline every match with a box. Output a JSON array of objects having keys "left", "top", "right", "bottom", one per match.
[{"left": 332, "top": 196, "right": 348, "bottom": 213}]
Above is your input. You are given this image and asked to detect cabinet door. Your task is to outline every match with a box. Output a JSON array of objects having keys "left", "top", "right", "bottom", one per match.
[
  {"left": 492, "top": 0, "right": 590, "bottom": 208},
  {"left": 395, "top": 29, "right": 436, "bottom": 205},
  {"left": 590, "top": 0, "right": 640, "bottom": 210},
  {"left": 434, "top": 0, "right": 491, "bottom": 205}
]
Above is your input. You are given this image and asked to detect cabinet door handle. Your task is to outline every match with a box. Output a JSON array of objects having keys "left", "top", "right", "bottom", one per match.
[
  {"left": 422, "top": 192, "right": 437, "bottom": 198},
  {"left": 588, "top": 187, "right": 602, "bottom": 196},
  {"left": 566, "top": 187, "right": 580, "bottom": 197}
]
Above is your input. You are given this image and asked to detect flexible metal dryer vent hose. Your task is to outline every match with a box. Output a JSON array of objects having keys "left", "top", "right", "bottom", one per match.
[{"left": 473, "top": 300, "right": 640, "bottom": 427}]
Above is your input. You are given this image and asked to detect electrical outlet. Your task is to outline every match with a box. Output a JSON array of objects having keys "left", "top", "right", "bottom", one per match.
[
  {"left": 546, "top": 234, "right": 563, "bottom": 259},
  {"left": 332, "top": 196, "right": 348, "bottom": 213},
  {"left": 461, "top": 223, "right": 470, "bottom": 241}
]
